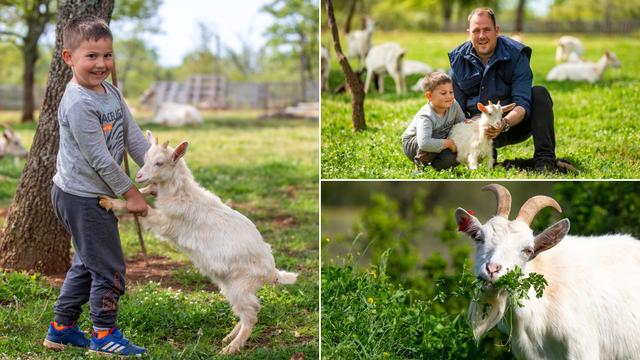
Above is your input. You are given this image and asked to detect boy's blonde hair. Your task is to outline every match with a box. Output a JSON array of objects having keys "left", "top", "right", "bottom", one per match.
[
  {"left": 422, "top": 71, "right": 452, "bottom": 94},
  {"left": 63, "top": 15, "right": 112, "bottom": 52}
]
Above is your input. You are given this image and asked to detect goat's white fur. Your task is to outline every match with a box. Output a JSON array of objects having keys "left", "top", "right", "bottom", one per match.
[
  {"left": 321, "top": 45, "right": 331, "bottom": 92},
  {"left": 364, "top": 42, "right": 407, "bottom": 94},
  {"left": 139, "top": 89, "right": 204, "bottom": 127},
  {"left": 546, "top": 51, "right": 621, "bottom": 83},
  {"left": 554, "top": 35, "right": 585, "bottom": 65},
  {"left": 345, "top": 16, "right": 375, "bottom": 71},
  {"left": 401, "top": 60, "right": 433, "bottom": 77},
  {"left": 448, "top": 101, "right": 515, "bottom": 169},
  {"left": 99, "top": 131, "right": 297, "bottom": 354},
  {"left": 457, "top": 186, "right": 640, "bottom": 360},
  {"left": 0, "top": 124, "right": 29, "bottom": 166}
]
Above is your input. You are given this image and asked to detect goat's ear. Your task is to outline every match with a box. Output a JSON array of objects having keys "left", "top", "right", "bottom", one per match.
[
  {"left": 605, "top": 50, "right": 611, "bottom": 58},
  {"left": 477, "top": 103, "right": 487, "bottom": 113},
  {"left": 533, "top": 218, "right": 569, "bottom": 256},
  {"left": 172, "top": 141, "right": 189, "bottom": 162},
  {"left": 455, "top": 208, "right": 482, "bottom": 239},
  {"left": 146, "top": 130, "right": 157, "bottom": 146},
  {"left": 502, "top": 103, "right": 516, "bottom": 113}
]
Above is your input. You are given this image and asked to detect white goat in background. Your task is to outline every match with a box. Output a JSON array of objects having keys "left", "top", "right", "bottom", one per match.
[
  {"left": 99, "top": 131, "right": 298, "bottom": 355},
  {"left": 456, "top": 183, "right": 640, "bottom": 360},
  {"left": 346, "top": 15, "right": 375, "bottom": 71},
  {"left": 546, "top": 50, "right": 621, "bottom": 82},
  {"left": 554, "top": 35, "right": 585, "bottom": 64},
  {"left": 139, "top": 89, "right": 204, "bottom": 127},
  {"left": 448, "top": 101, "right": 515, "bottom": 169},
  {"left": 321, "top": 45, "right": 331, "bottom": 92},
  {"left": 364, "top": 42, "right": 407, "bottom": 94},
  {"left": 0, "top": 124, "right": 29, "bottom": 166},
  {"left": 401, "top": 60, "right": 433, "bottom": 77}
]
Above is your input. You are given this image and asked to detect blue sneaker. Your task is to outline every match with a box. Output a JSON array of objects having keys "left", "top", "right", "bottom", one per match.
[
  {"left": 43, "top": 321, "right": 90, "bottom": 350},
  {"left": 89, "top": 327, "right": 147, "bottom": 356}
]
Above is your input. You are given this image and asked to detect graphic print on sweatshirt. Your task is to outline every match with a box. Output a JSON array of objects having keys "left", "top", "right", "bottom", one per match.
[{"left": 100, "top": 99, "right": 125, "bottom": 165}]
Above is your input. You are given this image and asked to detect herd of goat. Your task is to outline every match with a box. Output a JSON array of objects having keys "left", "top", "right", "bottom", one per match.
[{"left": 321, "top": 18, "right": 622, "bottom": 94}]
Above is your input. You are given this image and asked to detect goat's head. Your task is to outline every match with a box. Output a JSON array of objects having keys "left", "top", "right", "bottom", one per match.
[
  {"left": 136, "top": 130, "right": 189, "bottom": 185},
  {"left": 455, "top": 184, "right": 570, "bottom": 298},
  {"left": 0, "top": 124, "right": 29, "bottom": 158},
  {"left": 604, "top": 50, "right": 622, "bottom": 68},
  {"left": 477, "top": 101, "right": 516, "bottom": 130}
]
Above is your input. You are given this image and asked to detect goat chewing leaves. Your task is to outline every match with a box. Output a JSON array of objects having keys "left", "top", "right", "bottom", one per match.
[{"left": 477, "top": 266, "right": 548, "bottom": 309}]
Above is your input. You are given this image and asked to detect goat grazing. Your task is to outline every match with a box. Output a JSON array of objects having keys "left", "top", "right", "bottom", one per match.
[
  {"left": 346, "top": 15, "right": 375, "bottom": 71},
  {"left": 364, "top": 42, "right": 407, "bottom": 94},
  {"left": 554, "top": 35, "right": 585, "bottom": 64},
  {"left": 448, "top": 101, "right": 515, "bottom": 169},
  {"left": 0, "top": 124, "right": 29, "bottom": 166},
  {"left": 321, "top": 45, "right": 331, "bottom": 92},
  {"left": 139, "top": 89, "right": 204, "bottom": 127},
  {"left": 546, "top": 50, "right": 621, "bottom": 83},
  {"left": 456, "top": 183, "right": 640, "bottom": 360},
  {"left": 99, "top": 131, "right": 298, "bottom": 355},
  {"left": 401, "top": 60, "right": 433, "bottom": 77}
]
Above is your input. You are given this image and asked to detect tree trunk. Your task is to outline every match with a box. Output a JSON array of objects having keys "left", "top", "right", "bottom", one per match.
[
  {"left": 299, "top": 29, "right": 307, "bottom": 102},
  {"left": 326, "top": 0, "right": 366, "bottom": 131},
  {"left": 515, "top": 0, "right": 526, "bottom": 33},
  {"left": 20, "top": 0, "right": 53, "bottom": 123},
  {"left": 441, "top": 0, "right": 453, "bottom": 32},
  {"left": 343, "top": 0, "right": 357, "bottom": 34},
  {"left": 0, "top": 0, "right": 115, "bottom": 274}
]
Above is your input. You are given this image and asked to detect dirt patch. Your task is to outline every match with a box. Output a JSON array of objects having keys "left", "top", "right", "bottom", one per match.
[
  {"left": 44, "top": 253, "right": 219, "bottom": 292},
  {"left": 0, "top": 208, "right": 8, "bottom": 220}
]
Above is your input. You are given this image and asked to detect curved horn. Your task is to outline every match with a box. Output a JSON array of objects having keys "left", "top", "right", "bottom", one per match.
[
  {"left": 0, "top": 123, "right": 13, "bottom": 135},
  {"left": 482, "top": 184, "right": 512, "bottom": 219},
  {"left": 515, "top": 196, "right": 562, "bottom": 226}
]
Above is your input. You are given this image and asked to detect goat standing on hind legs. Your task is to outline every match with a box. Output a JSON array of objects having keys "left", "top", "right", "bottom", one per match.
[{"left": 99, "top": 131, "right": 298, "bottom": 355}]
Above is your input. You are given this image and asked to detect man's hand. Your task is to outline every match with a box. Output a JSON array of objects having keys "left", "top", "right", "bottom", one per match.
[
  {"left": 122, "top": 185, "right": 148, "bottom": 217},
  {"left": 485, "top": 118, "right": 506, "bottom": 140}
]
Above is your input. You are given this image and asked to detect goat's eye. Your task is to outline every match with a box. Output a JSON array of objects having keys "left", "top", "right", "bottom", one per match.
[
  {"left": 155, "top": 162, "right": 163, "bottom": 167},
  {"left": 523, "top": 248, "right": 533, "bottom": 256},
  {"left": 474, "top": 234, "right": 484, "bottom": 243}
]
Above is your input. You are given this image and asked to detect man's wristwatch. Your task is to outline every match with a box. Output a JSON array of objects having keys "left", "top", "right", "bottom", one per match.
[{"left": 502, "top": 118, "right": 511, "bottom": 133}]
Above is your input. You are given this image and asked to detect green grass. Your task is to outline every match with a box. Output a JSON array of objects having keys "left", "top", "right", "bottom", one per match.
[
  {"left": 321, "top": 32, "right": 640, "bottom": 179},
  {"left": 0, "top": 110, "right": 319, "bottom": 359}
]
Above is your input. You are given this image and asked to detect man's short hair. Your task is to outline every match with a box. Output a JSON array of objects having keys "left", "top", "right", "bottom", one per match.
[
  {"left": 422, "top": 71, "right": 452, "bottom": 93},
  {"left": 468, "top": 7, "right": 496, "bottom": 28},
  {"left": 63, "top": 15, "right": 112, "bottom": 52}
]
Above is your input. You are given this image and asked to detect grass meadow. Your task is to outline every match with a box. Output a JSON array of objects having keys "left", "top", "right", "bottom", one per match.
[
  {"left": 321, "top": 32, "right": 640, "bottom": 179},
  {"left": 0, "top": 110, "right": 319, "bottom": 359}
]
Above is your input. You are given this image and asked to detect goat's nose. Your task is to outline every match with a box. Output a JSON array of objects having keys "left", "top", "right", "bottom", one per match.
[{"left": 485, "top": 262, "right": 502, "bottom": 275}]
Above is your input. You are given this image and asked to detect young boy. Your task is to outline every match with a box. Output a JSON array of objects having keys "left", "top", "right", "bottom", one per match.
[
  {"left": 42, "top": 15, "right": 149, "bottom": 356},
  {"left": 401, "top": 71, "right": 470, "bottom": 173}
]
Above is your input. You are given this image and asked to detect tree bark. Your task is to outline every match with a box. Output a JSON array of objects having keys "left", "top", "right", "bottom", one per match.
[
  {"left": 0, "top": 0, "right": 115, "bottom": 274},
  {"left": 441, "top": 0, "right": 453, "bottom": 32},
  {"left": 515, "top": 0, "right": 526, "bottom": 33},
  {"left": 299, "top": 29, "right": 307, "bottom": 102},
  {"left": 326, "top": 0, "right": 366, "bottom": 131}
]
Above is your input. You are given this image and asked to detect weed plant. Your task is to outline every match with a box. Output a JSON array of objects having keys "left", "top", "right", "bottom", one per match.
[{"left": 321, "top": 33, "right": 640, "bottom": 179}]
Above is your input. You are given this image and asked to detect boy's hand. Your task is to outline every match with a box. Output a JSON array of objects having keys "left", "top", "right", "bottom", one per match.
[
  {"left": 122, "top": 185, "right": 148, "bottom": 217},
  {"left": 445, "top": 139, "right": 457, "bottom": 153},
  {"left": 464, "top": 119, "right": 474, "bottom": 124}
]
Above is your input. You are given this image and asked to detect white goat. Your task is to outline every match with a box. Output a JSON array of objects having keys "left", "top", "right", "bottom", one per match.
[
  {"left": 411, "top": 77, "right": 425, "bottom": 92},
  {"left": 99, "top": 131, "right": 297, "bottom": 355},
  {"left": 401, "top": 60, "right": 433, "bottom": 77},
  {"left": 511, "top": 32, "right": 524, "bottom": 44},
  {"left": 448, "top": 101, "right": 515, "bottom": 169},
  {"left": 139, "top": 89, "right": 204, "bottom": 126},
  {"left": 456, "top": 183, "right": 640, "bottom": 360},
  {"left": 321, "top": 45, "right": 331, "bottom": 92},
  {"left": 0, "top": 124, "right": 29, "bottom": 166},
  {"left": 554, "top": 35, "right": 585, "bottom": 64},
  {"left": 364, "top": 42, "right": 407, "bottom": 94},
  {"left": 546, "top": 50, "right": 621, "bottom": 83},
  {"left": 346, "top": 15, "right": 375, "bottom": 71}
]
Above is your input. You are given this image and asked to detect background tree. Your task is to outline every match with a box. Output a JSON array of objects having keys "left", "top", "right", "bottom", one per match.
[
  {"left": 514, "top": 0, "right": 526, "bottom": 33},
  {"left": 0, "top": 0, "right": 55, "bottom": 123},
  {"left": 0, "top": 0, "right": 115, "bottom": 274}
]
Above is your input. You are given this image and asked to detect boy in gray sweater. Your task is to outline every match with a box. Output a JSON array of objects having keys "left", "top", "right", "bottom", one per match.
[
  {"left": 43, "top": 15, "right": 149, "bottom": 356},
  {"left": 401, "top": 71, "right": 470, "bottom": 174}
]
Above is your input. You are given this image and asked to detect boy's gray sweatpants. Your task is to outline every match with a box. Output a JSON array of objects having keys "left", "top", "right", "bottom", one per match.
[{"left": 51, "top": 184, "right": 126, "bottom": 329}]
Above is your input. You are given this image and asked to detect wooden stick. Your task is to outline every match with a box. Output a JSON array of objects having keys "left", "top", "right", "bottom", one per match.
[{"left": 111, "top": 58, "right": 149, "bottom": 267}]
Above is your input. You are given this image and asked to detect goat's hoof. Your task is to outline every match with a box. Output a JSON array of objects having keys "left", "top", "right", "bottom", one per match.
[
  {"left": 220, "top": 345, "right": 238, "bottom": 355},
  {"left": 222, "top": 336, "right": 231, "bottom": 344},
  {"left": 98, "top": 196, "right": 113, "bottom": 211}
]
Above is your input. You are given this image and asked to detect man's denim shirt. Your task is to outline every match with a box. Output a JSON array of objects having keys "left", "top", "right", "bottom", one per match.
[{"left": 448, "top": 35, "right": 533, "bottom": 120}]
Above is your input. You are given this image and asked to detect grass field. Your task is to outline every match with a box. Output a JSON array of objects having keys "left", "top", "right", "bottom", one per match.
[
  {"left": 0, "top": 110, "right": 319, "bottom": 359},
  {"left": 321, "top": 32, "right": 640, "bottom": 179}
]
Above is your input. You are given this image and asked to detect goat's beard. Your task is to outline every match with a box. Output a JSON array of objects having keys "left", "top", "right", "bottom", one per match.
[{"left": 467, "top": 289, "right": 509, "bottom": 343}]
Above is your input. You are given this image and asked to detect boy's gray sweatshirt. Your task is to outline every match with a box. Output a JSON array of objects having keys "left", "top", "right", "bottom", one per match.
[
  {"left": 401, "top": 99, "right": 467, "bottom": 153},
  {"left": 53, "top": 81, "right": 149, "bottom": 198}
]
